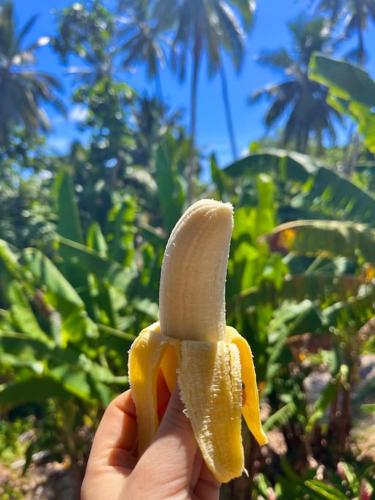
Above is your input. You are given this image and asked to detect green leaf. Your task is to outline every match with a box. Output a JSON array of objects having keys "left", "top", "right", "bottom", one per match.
[
  {"left": 58, "top": 236, "right": 135, "bottom": 290},
  {"left": 361, "top": 403, "right": 375, "bottom": 414},
  {"left": 309, "top": 53, "right": 375, "bottom": 108},
  {"left": 323, "top": 285, "right": 375, "bottom": 328},
  {"left": 50, "top": 365, "right": 93, "bottom": 401},
  {"left": 264, "top": 401, "right": 296, "bottom": 431},
  {"left": 23, "top": 248, "right": 98, "bottom": 343},
  {"left": 0, "top": 239, "right": 21, "bottom": 278},
  {"left": 87, "top": 222, "right": 108, "bottom": 256},
  {"left": 224, "top": 151, "right": 375, "bottom": 225},
  {"left": 235, "top": 273, "right": 364, "bottom": 310},
  {"left": 24, "top": 248, "right": 84, "bottom": 308},
  {"left": 306, "top": 168, "right": 375, "bottom": 225},
  {"left": 7, "top": 281, "right": 50, "bottom": 343},
  {"left": 306, "top": 380, "right": 338, "bottom": 431},
  {"left": 304, "top": 480, "right": 348, "bottom": 500},
  {"left": 155, "top": 139, "right": 184, "bottom": 233},
  {"left": 270, "top": 220, "right": 375, "bottom": 264},
  {"left": 0, "top": 377, "right": 70, "bottom": 405},
  {"left": 309, "top": 54, "right": 375, "bottom": 153},
  {"left": 224, "top": 149, "right": 316, "bottom": 183},
  {"left": 54, "top": 170, "right": 83, "bottom": 243},
  {"left": 210, "top": 154, "right": 232, "bottom": 199}
]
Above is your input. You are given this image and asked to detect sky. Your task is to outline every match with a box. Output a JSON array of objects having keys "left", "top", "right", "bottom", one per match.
[{"left": 14, "top": 0, "right": 375, "bottom": 167}]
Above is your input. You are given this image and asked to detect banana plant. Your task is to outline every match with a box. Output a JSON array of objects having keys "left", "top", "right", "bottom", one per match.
[
  {"left": 0, "top": 170, "right": 153, "bottom": 469},
  {"left": 309, "top": 53, "right": 375, "bottom": 154},
  {"left": 216, "top": 149, "right": 375, "bottom": 226}
]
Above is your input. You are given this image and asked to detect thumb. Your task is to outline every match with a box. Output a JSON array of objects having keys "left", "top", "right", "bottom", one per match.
[{"left": 131, "top": 388, "right": 198, "bottom": 488}]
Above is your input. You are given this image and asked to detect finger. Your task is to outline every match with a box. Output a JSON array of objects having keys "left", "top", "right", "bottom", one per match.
[
  {"left": 132, "top": 388, "right": 198, "bottom": 489},
  {"left": 191, "top": 450, "right": 204, "bottom": 490},
  {"left": 193, "top": 461, "right": 220, "bottom": 500},
  {"left": 87, "top": 390, "right": 138, "bottom": 473},
  {"left": 157, "top": 369, "right": 170, "bottom": 422}
]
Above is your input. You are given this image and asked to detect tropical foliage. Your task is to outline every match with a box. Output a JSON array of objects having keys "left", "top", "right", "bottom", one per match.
[
  {"left": 251, "top": 16, "right": 343, "bottom": 153},
  {"left": 0, "top": 2, "right": 63, "bottom": 146},
  {"left": 0, "top": 1, "right": 375, "bottom": 499}
]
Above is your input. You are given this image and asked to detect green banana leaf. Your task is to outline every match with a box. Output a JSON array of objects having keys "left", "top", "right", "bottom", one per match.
[
  {"left": 155, "top": 139, "right": 184, "bottom": 233},
  {"left": 309, "top": 53, "right": 375, "bottom": 107},
  {"left": 0, "top": 377, "right": 70, "bottom": 404},
  {"left": 57, "top": 236, "right": 135, "bottom": 290},
  {"left": 24, "top": 248, "right": 84, "bottom": 308},
  {"left": 269, "top": 220, "right": 375, "bottom": 264},
  {"left": 54, "top": 170, "right": 83, "bottom": 243},
  {"left": 305, "top": 480, "right": 348, "bottom": 500},
  {"left": 233, "top": 274, "right": 363, "bottom": 310},
  {"left": 224, "top": 151, "right": 375, "bottom": 224},
  {"left": 7, "top": 281, "right": 51, "bottom": 343},
  {"left": 323, "top": 286, "right": 375, "bottom": 327},
  {"left": 87, "top": 222, "right": 108, "bottom": 256},
  {"left": 309, "top": 54, "right": 375, "bottom": 153},
  {"left": 224, "top": 149, "right": 315, "bottom": 183},
  {"left": 23, "top": 248, "right": 98, "bottom": 343},
  {"left": 0, "top": 239, "right": 22, "bottom": 279}
]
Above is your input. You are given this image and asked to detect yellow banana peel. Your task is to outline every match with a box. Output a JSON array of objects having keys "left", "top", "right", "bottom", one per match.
[{"left": 128, "top": 199, "right": 267, "bottom": 483}]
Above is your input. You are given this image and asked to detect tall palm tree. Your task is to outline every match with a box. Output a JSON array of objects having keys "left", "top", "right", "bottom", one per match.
[
  {"left": 117, "top": 0, "right": 172, "bottom": 101},
  {"left": 0, "top": 1, "right": 63, "bottom": 147},
  {"left": 312, "top": 0, "right": 375, "bottom": 65},
  {"left": 155, "top": 0, "right": 254, "bottom": 163},
  {"left": 251, "top": 16, "right": 343, "bottom": 153}
]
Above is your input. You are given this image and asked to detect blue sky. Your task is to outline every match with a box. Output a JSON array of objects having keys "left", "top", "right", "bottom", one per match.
[{"left": 15, "top": 0, "right": 375, "bottom": 166}]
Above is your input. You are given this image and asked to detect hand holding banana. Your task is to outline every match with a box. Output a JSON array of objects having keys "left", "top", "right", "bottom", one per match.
[
  {"left": 82, "top": 199, "right": 267, "bottom": 499},
  {"left": 129, "top": 199, "right": 267, "bottom": 483}
]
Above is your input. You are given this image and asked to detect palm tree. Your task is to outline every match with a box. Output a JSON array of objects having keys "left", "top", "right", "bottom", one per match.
[
  {"left": 251, "top": 16, "right": 343, "bottom": 153},
  {"left": 117, "top": 0, "right": 172, "bottom": 101},
  {"left": 0, "top": 1, "right": 63, "bottom": 147},
  {"left": 312, "top": 0, "right": 375, "bottom": 65},
  {"left": 155, "top": 0, "right": 254, "bottom": 163}
]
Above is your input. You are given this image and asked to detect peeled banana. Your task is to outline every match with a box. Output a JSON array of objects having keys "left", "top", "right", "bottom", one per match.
[{"left": 128, "top": 199, "right": 267, "bottom": 483}]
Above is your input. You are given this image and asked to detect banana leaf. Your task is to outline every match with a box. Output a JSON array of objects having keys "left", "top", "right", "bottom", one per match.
[{"left": 269, "top": 220, "right": 375, "bottom": 264}]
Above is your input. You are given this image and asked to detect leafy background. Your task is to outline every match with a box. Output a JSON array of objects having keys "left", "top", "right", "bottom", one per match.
[{"left": 0, "top": 1, "right": 375, "bottom": 498}]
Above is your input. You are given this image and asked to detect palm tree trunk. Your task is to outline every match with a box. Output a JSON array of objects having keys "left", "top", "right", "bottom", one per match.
[
  {"left": 155, "top": 69, "right": 164, "bottom": 103},
  {"left": 220, "top": 64, "right": 238, "bottom": 160},
  {"left": 187, "top": 34, "right": 202, "bottom": 202},
  {"left": 190, "top": 39, "right": 201, "bottom": 145},
  {"left": 355, "top": 0, "right": 366, "bottom": 66}
]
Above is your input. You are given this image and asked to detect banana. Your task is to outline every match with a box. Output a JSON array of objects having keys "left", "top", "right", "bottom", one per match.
[{"left": 128, "top": 199, "right": 267, "bottom": 483}]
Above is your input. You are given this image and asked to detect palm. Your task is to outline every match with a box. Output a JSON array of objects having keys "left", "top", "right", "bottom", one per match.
[
  {"left": 157, "top": 0, "right": 253, "bottom": 159},
  {"left": 252, "top": 16, "right": 343, "bottom": 153},
  {"left": 0, "top": 1, "right": 62, "bottom": 147},
  {"left": 118, "top": 0, "right": 170, "bottom": 100},
  {"left": 313, "top": 0, "right": 375, "bottom": 64}
]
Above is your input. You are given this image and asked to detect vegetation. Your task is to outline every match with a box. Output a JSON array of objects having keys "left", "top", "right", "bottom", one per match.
[{"left": 0, "top": 0, "right": 374, "bottom": 499}]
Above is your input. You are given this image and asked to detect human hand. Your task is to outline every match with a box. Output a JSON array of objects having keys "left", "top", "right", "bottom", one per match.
[{"left": 81, "top": 376, "right": 220, "bottom": 500}]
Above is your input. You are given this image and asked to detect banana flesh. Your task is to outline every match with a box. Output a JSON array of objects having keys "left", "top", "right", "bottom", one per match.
[{"left": 128, "top": 199, "right": 267, "bottom": 483}]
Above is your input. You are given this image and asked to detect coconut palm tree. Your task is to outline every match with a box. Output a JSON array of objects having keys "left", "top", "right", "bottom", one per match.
[
  {"left": 312, "top": 0, "right": 375, "bottom": 65},
  {"left": 251, "top": 16, "right": 343, "bottom": 153},
  {"left": 0, "top": 1, "right": 63, "bottom": 147},
  {"left": 155, "top": 0, "right": 254, "bottom": 162},
  {"left": 117, "top": 0, "right": 172, "bottom": 101}
]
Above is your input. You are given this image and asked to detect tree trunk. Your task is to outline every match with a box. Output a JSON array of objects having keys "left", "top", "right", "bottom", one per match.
[
  {"left": 355, "top": 0, "right": 366, "bottom": 66},
  {"left": 187, "top": 33, "right": 202, "bottom": 202},
  {"left": 220, "top": 64, "right": 238, "bottom": 160},
  {"left": 155, "top": 69, "right": 164, "bottom": 103}
]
